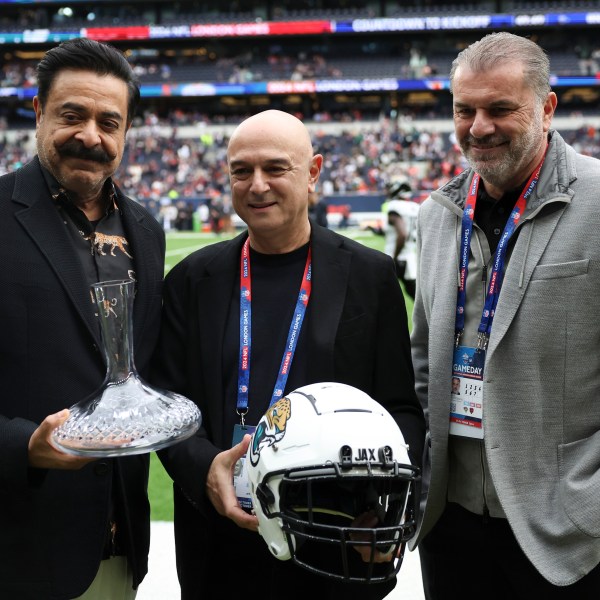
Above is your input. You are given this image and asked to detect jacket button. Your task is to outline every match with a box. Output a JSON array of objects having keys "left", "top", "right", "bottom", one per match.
[{"left": 94, "top": 462, "right": 110, "bottom": 476}]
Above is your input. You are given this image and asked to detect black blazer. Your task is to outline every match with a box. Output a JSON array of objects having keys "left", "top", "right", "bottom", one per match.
[
  {"left": 154, "top": 223, "right": 425, "bottom": 598},
  {"left": 0, "top": 158, "right": 165, "bottom": 600}
]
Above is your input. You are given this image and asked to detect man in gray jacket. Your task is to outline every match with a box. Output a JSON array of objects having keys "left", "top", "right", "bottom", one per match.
[{"left": 411, "top": 32, "right": 600, "bottom": 598}]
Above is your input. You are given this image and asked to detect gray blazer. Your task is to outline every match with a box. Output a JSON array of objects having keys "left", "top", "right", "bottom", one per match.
[{"left": 411, "top": 130, "right": 600, "bottom": 586}]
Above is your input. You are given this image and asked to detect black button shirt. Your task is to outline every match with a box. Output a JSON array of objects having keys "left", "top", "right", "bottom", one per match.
[
  {"left": 474, "top": 184, "right": 523, "bottom": 254},
  {"left": 41, "top": 166, "right": 136, "bottom": 309}
]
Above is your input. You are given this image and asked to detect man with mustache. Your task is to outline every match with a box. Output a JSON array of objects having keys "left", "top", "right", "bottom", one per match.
[
  {"left": 0, "top": 38, "right": 165, "bottom": 599},
  {"left": 411, "top": 32, "right": 600, "bottom": 598}
]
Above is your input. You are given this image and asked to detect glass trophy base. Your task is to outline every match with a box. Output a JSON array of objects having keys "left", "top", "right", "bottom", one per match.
[{"left": 51, "top": 374, "right": 201, "bottom": 457}]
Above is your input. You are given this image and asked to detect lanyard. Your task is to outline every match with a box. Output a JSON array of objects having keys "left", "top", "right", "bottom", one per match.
[
  {"left": 237, "top": 237, "right": 312, "bottom": 424},
  {"left": 455, "top": 151, "right": 546, "bottom": 350}
]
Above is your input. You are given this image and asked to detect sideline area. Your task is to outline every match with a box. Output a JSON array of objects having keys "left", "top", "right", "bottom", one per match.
[{"left": 138, "top": 521, "right": 425, "bottom": 599}]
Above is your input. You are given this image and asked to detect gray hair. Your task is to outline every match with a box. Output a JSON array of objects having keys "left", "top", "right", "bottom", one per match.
[{"left": 449, "top": 32, "right": 551, "bottom": 103}]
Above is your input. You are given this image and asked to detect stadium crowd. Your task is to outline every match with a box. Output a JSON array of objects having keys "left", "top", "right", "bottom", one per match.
[
  {"left": 1, "top": 37, "right": 591, "bottom": 89},
  {"left": 2, "top": 111, "right": 600, "bottom": 231}
]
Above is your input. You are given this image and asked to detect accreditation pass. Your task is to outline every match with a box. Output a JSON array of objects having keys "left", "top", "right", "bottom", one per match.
[{"left": 450, "top": 345, "right": 484, "bottom": 439}]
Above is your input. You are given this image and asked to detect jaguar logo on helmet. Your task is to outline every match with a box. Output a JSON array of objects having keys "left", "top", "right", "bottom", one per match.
[
  {"left": 246, "top": 382, "right": 420, "bottom": 584},
  {"left": 249, "top": 396, "right": 292, "bottom": 466}
]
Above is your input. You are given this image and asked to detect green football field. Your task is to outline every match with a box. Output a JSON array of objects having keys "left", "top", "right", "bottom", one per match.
[
  {"left": 163, "top": 229, "right": 387, "bottom": 273},
  {"left": 149, "top": 228, "right": 414, "bottom": 521}
]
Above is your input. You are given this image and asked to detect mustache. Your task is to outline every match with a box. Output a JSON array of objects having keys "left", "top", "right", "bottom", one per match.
[
  {"left": 58, "top": 140, "right": 112, "bottom": 163},
  {"left": 463, "top": 135, "right": 508, "bottom": 147}
]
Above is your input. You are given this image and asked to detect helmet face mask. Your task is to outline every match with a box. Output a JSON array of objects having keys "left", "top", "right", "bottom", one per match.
[
  {"left": 247, "top": 382, "right": 420, "bottom": 583},
  {"left": 387, "top": 179, "right": 412, "bottom": 200}
]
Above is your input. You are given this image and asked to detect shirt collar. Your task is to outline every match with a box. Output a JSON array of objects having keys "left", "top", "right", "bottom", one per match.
[{"left": 41, "top": 163, "right": 118, "bottom": 216}]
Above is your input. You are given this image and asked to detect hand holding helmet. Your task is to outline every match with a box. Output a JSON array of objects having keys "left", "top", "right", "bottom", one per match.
[
  {"left": 350, "top": 510, "right": 402, "bottom": 564},
  {"left": 206, "top": 433, "right": 259, "bottom": 531},
  {"left": 246, "top": 382, "right": 420, "bottom": 584}
]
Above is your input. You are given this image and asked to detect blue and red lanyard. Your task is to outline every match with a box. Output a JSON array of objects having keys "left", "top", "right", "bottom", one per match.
[
  {"left": 455, "top": 151, "right": 546, "bottom": 350},
  {"left": 237, "top": 237, "right": 312, "bottom": 424}
]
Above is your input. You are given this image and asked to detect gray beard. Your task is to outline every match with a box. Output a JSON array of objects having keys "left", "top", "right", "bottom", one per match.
[{"left": 463, "top": 108, "right": 544, "bottom": 189}]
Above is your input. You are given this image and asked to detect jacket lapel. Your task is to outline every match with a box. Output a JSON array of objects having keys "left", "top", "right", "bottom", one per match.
[
  {"left": 198, "top": 233, "right": 245, "bottom": 446},
  {"left": 12, "top": 158, "right": 100, "bottom": 345},
  {"left": 119, "top": 194, "right": 160, "bottom": 349},
  {"left": 486, "top": 200, "right": 569, "bottom": 360},
  {"left": 307, "top": 225, "right": 351, "bottom": 382},
  {"left": 426, "top": 226, "right": 461, "bottom": 440}
]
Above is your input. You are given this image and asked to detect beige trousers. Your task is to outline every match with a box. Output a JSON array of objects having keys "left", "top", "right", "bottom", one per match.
[{"left": 73, "top": 556, "right": 136, "bottom": 600}]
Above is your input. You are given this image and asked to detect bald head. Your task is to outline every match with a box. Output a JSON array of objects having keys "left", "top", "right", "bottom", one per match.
[
  {"left": 227, "top": 110, "right": 323, "bottom": 254},
  {"left": 228, "top": 110, "right": 314, "bottom": 163}
]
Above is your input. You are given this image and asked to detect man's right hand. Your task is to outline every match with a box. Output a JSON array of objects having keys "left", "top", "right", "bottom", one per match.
[
  {"left": 28, "top": 409, "right": 95, "bottom": 470},
  {"left": 206, "top": 434, "right": 259, "bottom": 532}
]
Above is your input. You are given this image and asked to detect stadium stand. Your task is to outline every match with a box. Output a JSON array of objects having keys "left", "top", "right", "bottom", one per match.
[{"left": 2, "top": 0, "right": 600, "bottom": 228}]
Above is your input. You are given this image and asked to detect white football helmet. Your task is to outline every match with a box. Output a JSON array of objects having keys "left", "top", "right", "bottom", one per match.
[{"left": 246, "top": 382, "right": 419, "bottom": 583}]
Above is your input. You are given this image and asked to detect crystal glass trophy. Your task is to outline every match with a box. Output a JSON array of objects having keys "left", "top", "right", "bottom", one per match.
[{"left": 51, "top": 279, "right": 201, "bottom": 457}]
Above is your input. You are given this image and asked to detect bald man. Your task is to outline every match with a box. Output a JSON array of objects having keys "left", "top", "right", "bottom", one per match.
[{"left": 153, "top": 110, "right": 425, "bottom": 599}]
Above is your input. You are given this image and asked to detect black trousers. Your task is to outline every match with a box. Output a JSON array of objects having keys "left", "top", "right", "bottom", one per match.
[
  {"left": 173, "top": 485, "right": 395, "bottom": 600},
  {"left": 419, "top": 502, "right": 600, "bottom": 600}
]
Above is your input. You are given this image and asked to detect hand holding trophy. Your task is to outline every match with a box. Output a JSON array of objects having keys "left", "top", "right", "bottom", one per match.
[{"left": 52, "top": 279, "right": 201, "bottom": 457}]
